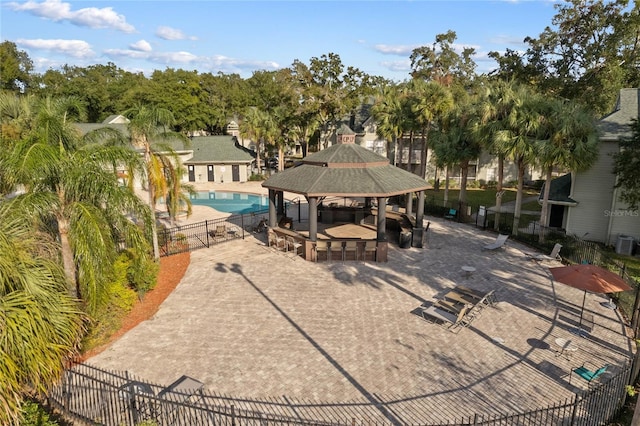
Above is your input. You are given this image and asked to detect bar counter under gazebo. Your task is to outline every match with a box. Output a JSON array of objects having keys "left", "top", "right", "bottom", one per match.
[{"left": 261, "top": 138, "right": 430, "bottom": 262}]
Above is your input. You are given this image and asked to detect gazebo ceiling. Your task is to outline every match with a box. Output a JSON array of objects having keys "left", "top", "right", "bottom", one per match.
[{"left": 262, "top": 143, "right": 430, "bottom": 198}]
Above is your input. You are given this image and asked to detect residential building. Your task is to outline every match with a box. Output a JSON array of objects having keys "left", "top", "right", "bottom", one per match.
[{"left": 563, "top": 88, "right": 640, "bottom": 248}]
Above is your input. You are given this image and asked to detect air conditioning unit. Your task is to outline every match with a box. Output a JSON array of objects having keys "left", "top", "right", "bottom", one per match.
[{"left": 616, "top": 235, "right": 635, "bottom": 256}]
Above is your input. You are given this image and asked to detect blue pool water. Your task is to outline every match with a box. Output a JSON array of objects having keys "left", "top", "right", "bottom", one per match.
[{"left": 189, "top": 191, "right": 269, "bottom": 214}]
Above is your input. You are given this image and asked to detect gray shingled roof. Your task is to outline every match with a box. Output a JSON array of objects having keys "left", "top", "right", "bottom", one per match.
[
  {"left": 75, "top": 122, "right": 129, "bottom": 136},
  {"left": 186, "top": 136, "right": 254, "bottom": 164},
  {"left": 538, "top": 173, "right": 577, "bottom": 205},
  {"left": 598, "top": 88, "right": 639, "bottom": 141},
  {"left": 262, "top": 143, "right": 429, "bottom": 197}
]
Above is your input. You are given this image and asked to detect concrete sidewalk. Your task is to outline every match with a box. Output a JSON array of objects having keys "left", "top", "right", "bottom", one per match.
[{"left": 89, "top": 183, "right": 633, "bottom": 423}]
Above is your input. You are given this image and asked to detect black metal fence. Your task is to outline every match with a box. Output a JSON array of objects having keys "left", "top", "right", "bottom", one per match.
[
  {"left": 47, "top": 362, "right": 633, "bottom": 425},
  {"left": 157, "top": 210, "right": 269, "bottom": 257}
]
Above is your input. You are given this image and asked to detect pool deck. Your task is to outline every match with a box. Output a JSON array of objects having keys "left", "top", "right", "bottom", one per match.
[{"left": 92, "top": 181, "right": 635, "bottom": 423}]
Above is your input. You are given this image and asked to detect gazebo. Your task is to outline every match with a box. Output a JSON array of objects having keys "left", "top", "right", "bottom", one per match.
[{"left": 262, "top": 135, "right": 430, "bottom": 262}]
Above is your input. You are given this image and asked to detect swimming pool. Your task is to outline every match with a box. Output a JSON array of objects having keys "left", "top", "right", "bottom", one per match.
[{"left": 189, "top": 191, "right": 269, "bottom": 214}]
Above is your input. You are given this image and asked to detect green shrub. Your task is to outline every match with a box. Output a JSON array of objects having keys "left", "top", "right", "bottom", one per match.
[
  {"left": 248, "top": 174, "right": 266, "bottom": 181},
  {"left": 20, "top": 399, "right": 66, "bottom": 425},
  {"left": 486, "top": 180, "right": 497, "bottom": 189},
  {"left": 120, "top": 249, "right": 159, "bottom": 295}
]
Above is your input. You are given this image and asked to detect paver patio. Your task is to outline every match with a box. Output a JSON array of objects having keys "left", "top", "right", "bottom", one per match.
[{"left": 89, "top": 202, "right": 634, "bottom": 424}]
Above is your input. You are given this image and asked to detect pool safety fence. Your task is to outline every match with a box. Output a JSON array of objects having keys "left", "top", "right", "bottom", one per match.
[
  {"left": 158, "top": 209, "right": 269, "bottom": 257},
  {"left": 49, "top": 362, "right": 633, "bottom": 426}
]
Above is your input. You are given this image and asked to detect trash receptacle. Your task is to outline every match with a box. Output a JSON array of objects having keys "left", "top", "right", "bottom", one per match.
[{"left": 399, "top": 231, "right": 412, "bottom": 249}]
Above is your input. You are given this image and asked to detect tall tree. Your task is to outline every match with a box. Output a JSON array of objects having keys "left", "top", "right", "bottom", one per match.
[
  {"left": 410, "top": 80, "right": 454, "bottom": 178},
  {"left": 432, "top": 93, "right": 484, "bottom": 209},
  {"left": 410, "top": 30, "right": 477, "bottom": 87},
  {"left": 490, "top": 0, "right": 640, "bottom": 115},
  {"left": 536, "top": 98, "right": 599, "bottom": 241},
  {"left": 613, "top": 119, "right": 640, "bottom": 210},
  {"left": 493, "top": 86, "right": 543, "bottom": 234},
  {"left": 0, "top": 41, "right": 33, "bottom": 93},
  {"left": 477, "top": 80, "right": 521, "bottom": 230},
  {"left": 0, "top": 200, "right": 85, "bottom": 425},
  {"left": 2, "top": 95, "right": 152, "bottom": 311},
  {"left": 123, "top": 103, "right": 190, "bottom": 260},
  {"left": 240, "top": 107, "right": 269, "bottom": 173},
  {"left": 372, "top": 84, "right": 405, "bottom": 165}
]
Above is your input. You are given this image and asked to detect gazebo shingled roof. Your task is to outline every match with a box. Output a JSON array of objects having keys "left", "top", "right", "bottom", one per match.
[{"left": 262, "top": 143, "right": 430, "bottom": 197}]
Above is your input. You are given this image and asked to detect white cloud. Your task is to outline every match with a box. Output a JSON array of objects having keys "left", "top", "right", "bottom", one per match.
[
  {"left": 374, "top": 44, "right": 419, "bottom": 56},
  {"left": 103, "top": 47, "right": 279, "bottom": 74},
  {"left": 17, "top": 38, "right": 94, "bottom": 58},
  {"left": 156, "top": 26, "right": 197, "bottom": 41},
  {"left": 130, "top": 40, "right": 152, "bottom": 52},
  {"left": 380, "top": 59, "right": 411, "bottom": 73},
  {"left": 104, "top": 48, "right": 198, "bottom": 64},
  {"left": 6, "top": 0, "right": 135, "bottom": 33}
]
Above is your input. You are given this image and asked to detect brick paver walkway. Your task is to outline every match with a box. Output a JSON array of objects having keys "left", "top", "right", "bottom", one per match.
[{"left": 89, "top": 215, "right": 633, "bottom": 424}]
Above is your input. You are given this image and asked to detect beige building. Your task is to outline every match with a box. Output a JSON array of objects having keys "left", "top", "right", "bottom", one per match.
[{"left": 564, "top": 88, "right": 640, "bottom": 249}]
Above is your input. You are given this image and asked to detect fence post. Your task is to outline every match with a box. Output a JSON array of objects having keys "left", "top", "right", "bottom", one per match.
[
  {"left": 205, "top": 220, "right": 210, "bottom": 247},
  {"left": 569, "top": 394, "right": 579, "bottom": 426},
  {"left": 241, "top": 215, "right": 246, "bottom": 239},
  {"left": 231, "top": 404, "right": 236, "bottom": 426}
]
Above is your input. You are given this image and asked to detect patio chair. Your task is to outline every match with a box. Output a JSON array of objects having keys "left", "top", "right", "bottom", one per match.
[
  {"left": 364, "top": 240, "right": 377, "bottom": 262},
  {"left": 212, "top": 225, "right": 226, "bottom": 240},
  {"left": 483, "top": 234, "right": 508, "bottom": 250},
  {"left": 314, "top": 240, "right": 329, "bottom": 262},
  {"left": 444, "top": 208, "right": 457, "bottom": 220},
  {"left": 525, "top": 243, "right": 562, "bottom": 262},
  {"left": 569, "top": 362, "right": 609, "bottom": 387},
  {"left": 286, "top": 236, "right": 303, "bottom": 258},
  {"left": 343, "top": 240, "right": 358, "bottom": 261},
  {"left": 268, "top": 230, "right": 285, "bottom": 251}
]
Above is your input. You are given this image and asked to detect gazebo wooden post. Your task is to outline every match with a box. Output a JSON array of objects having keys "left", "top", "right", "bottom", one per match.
[
  {"left": 413, "top": 190, "right": 425, "bottom": 248},
  {"left": 309, "top": 197, "right": 318, "bottom": 241},
  {"left": 307, "top": 197, "right": 318, "bottom": 260},
  {"left": 376, "top": 197, "right": 387, "bottom": 241},
  {"left": 268, "top": 189, "right": 277, "bottom": 228},
  {"left": 376, "top": 196, "right": 388, "bottom": 261},
  {"left": 405, "top": 192, "right": 413, "bottom": 216},
  {"left": 277, "top": 191, "right": 285, "bottom": 217}
]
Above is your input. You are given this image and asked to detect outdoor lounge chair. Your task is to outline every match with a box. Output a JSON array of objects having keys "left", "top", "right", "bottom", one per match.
[
  {"left": 483, "top": 234, "right": 508, "bottom": 250},
  {"left": 569, "top": 362, "right": 609, "bottom": 387},
  {"left": 525, "top": 243, "right": 562, "bottom": 262},
  {"left": 212, "top": 225, "right": 226, "bottom": 239},
  {"left": 420, "top": 303, "right": 471, "bottom": 333}
]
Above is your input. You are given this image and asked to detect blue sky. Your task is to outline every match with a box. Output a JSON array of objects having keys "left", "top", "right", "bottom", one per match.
[{"left": 1, "top": 0, "right": 560, "bottom": 81}]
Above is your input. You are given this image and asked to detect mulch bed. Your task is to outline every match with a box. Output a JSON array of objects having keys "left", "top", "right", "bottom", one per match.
[{"left": 81, "top": 251, "right": 191, "bottom": 360}]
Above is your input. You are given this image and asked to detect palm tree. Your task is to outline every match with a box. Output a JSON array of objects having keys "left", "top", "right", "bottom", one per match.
[
  {"left": 2, "top": 95, "right": 153, "bottom": 311},
  {"left": 0, "top": 199, "right": 85, "bottom": 425},
  {"left": 411, "top": 80, "right": 454, "bottom": 179},
  {"left": 372, "top": 85, "right": 405, "bottom": 165},
  {"left": 494, "top": 87, "right": 542, "bottom": 235},
  {"left": 240, "top": 107, "right": 268, "bottom": 172},
  {"left": 432, "top": 95, "right": 483, "bottom": 210},
  {"left": 123, "top": 103, "right": 191, "bottom": 260},
  {"left": 160, "top": 153, "right": 195, "bottom": 226},
  {"left": 536, "top": 98, "right": 598, "bottom": 241},
  {"left": 477, "top": 80, "right": 520, "bottom": 231}
]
